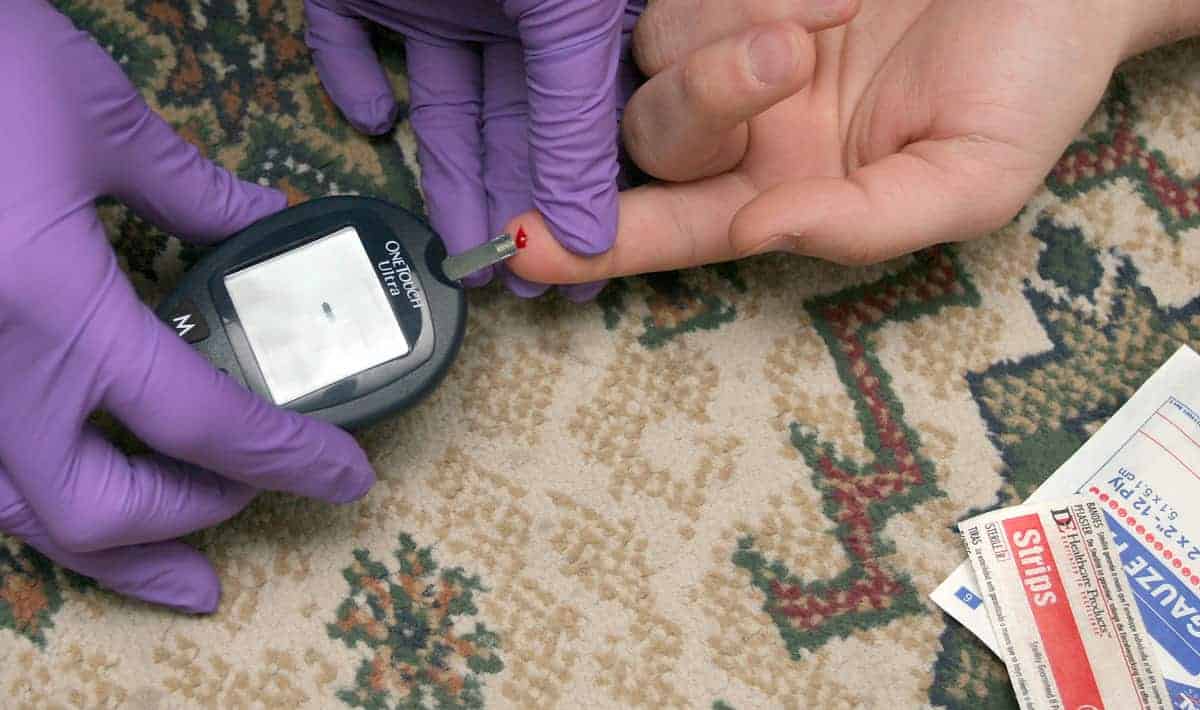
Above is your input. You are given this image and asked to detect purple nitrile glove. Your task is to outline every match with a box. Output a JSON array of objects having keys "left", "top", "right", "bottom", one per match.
[
  {"left": 304, "top": 0, "right": 646, "bottom": 301},
  {"left": 0, "top": 1, "right": 375, "bottom": 614}
]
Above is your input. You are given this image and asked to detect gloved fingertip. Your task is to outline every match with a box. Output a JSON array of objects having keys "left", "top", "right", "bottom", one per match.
[
  {"left": 264, "top": 185, "right": 290, "bottom": 212},
  {"left": 550, "top": 226, "right": 617, "bottom": 256},
  {"left": 327, "top": 471, "right": 373, "bottom": 505},
  {"left": 240, "top": 183, "right": 288, "bottom": 222},
  {"left": 126, "top": 548, "right": 222, "bottom": 615},
  {"left": 178, "top": 581, "right": 221, "bottom": 616},
  {"left": 540, "top": 196, "right": 619, "bottom": 257},
  {"left": 500, "top": 268, "right": 552, "bottom": 299},
  {"left": 459, "top": 266, "right": 495, "bottom": 289},
  {"left": 559, "top": 281, "right": 609, "bottom": 303},
  {"left": 327, "top": 450, "right": 376, "bottom": 505},
  {"left": 346, "top": 95, "right": 400, "bottom": 136},
  {"left": 148, "top": 153, "right": 290, "bottom": 244}
]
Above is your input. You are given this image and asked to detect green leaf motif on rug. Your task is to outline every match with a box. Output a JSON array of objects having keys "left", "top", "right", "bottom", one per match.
[
  {"left": 239, "top": 121, "right": 422, "bottom": 213},
  {"left": 0, "top": 544, "right": 66, "bottom": 649},
  {"left": 58, "top": 1, "right": 163, "bottom": 86},
  {"left": 734, "top": 537, "right": 922, "bottom": 657},
  {"left": 969, "top": 239, "right": 1200, "bottom": 503},
  {"left": 1033, "top": 219, "right": 1104, "bottom": 300},
  {"left": 740, "top": 249, "right": 976, "bottom": 658},
  {"left": 999, "top": 427, "right": 1086, "bottom": 503},
  {"left": 127, "top": 0, "right": 314, "bottom": 138},
  {"left": 1047, "top": 77, "right": 1200, "bottom": 241},
  {"left": 598, "top": 270, "right": 741, "bottom": 348},
  {"left": 328, "top": 533, "right": 504, "bottom": 710},
  {"left": 929, "top": 621, "right": 1018, "bottom": 710}
]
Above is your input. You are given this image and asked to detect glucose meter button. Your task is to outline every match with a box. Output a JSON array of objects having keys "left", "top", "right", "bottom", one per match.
[{"left": 164, "top": 299, "right": 211, "bottom": 344}]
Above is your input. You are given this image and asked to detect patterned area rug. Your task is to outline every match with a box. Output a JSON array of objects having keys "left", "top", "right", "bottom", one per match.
[{"left": 3, "top": 2, "right": 1200, "bottom": 708}]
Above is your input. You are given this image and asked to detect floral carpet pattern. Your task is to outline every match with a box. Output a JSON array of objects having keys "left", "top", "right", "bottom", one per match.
[{"left": 3, "top": 2, "right": 1200, "bottom": 708}]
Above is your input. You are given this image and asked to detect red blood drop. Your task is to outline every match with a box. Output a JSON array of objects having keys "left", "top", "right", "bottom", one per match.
[{"left": 515, "top": 227, "right": 528, "bottom": 249}]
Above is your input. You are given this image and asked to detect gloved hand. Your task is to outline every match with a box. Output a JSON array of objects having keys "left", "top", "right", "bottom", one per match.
[
  {"left": 305, "top": 0, "right": 646, "bottom": 301},
  {"left": 0, "top": 0, "right": 375, "bottom": 614}
]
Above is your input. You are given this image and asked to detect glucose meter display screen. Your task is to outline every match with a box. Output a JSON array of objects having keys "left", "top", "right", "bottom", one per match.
[{"left": 224, "top": 227, "right": 410, "bottom": 405}]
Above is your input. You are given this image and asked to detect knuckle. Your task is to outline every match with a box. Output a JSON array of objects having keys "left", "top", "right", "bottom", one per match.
[
  {"left": 0, "top": 498, "right": 34, "bottom": 537},
  {"left": 749, "top": 21, "right": 812, "bottom": 87},
  {"left": 679, "top": 55, "right": 721, "bottom": 116},
  {"left": 620, "top": 98, "right": 659, "bottom": 171},
  {"left": 630, "top": 21, "right": 660, "bottom": 74},
  {"left": 45, "top": 502, "right": 114, "bottom": 553},
  {"left": 514, "top": 0, "right": 621, "bottom": 34},
  {"left": 632, "top": 2, "right": 683, "bottom": 76}
]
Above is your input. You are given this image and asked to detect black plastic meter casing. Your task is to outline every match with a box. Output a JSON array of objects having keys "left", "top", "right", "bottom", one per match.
[{"left": 156, "top": 196, "right": 467, "bottom": 431}]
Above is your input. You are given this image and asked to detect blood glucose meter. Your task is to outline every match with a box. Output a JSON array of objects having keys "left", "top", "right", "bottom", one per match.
[{"left": 156, "top": 196, "right": 510, "bottom": 430}]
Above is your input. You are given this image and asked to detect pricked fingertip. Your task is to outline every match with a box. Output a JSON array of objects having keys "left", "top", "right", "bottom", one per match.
[{"left": 503, "top": 211, "right": 570, "bottom": 284}]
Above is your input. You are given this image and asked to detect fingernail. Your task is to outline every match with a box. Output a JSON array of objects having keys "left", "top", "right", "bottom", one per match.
[{"left": 748, "top": 29, "right": 798, "bottom": 86}]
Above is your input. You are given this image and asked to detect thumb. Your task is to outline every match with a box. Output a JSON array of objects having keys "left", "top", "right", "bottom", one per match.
[
  {"left": 304, "top": 0, "right": 399, "bottom": 136},
  {"left": 0, "top": 465, "right": 226, "bottom": 614},
  {"left": 107, "top": 107, "right": 286, "bottom": 244},
  {"left": 39, "top": 3, "right": 286, "bottom": 244},
  {"left": 730, "top": 137, "right": 1041, "bottom": 266}
]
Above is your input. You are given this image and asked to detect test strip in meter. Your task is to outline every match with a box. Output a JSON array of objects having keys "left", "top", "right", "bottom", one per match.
[{"left": 441, "top": 230, "right": 526, "bottom": 282}]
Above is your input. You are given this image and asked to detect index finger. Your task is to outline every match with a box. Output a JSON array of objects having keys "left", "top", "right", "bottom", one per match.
[
  {"left": 505, "top": 173, "right": 756, "bottom": 283},
  {"left": 634, "top": 0, "right": 859, "bottom": 76},
  {"left": 510, "top": 0, "right": 626, "bottom": 256}
]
